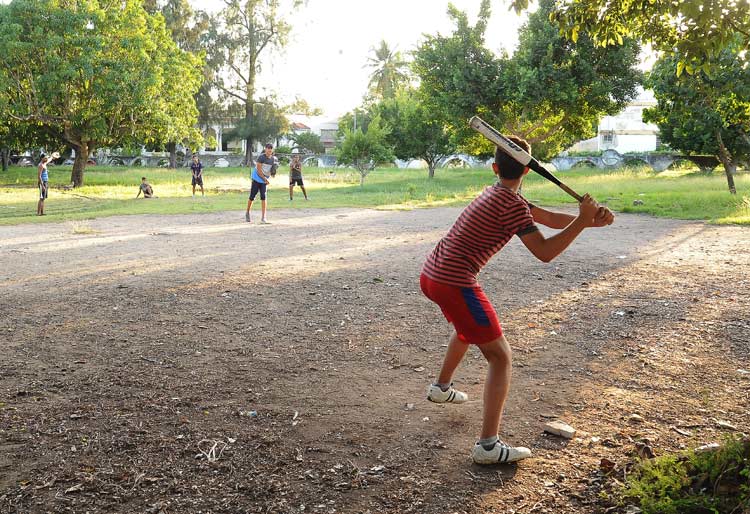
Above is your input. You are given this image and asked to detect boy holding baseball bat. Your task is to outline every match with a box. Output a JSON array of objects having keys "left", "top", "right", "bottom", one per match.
[{"left": 421, "top": 137, "right": 614, "bottom": 465}]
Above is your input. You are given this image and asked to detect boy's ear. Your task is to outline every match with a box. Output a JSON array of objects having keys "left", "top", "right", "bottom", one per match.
[
  {"left": 492, "top": 162, "right": 500, "bottom": 175},
  {"left": 522, "top": 166, "right": 531, "bottom": 176}
]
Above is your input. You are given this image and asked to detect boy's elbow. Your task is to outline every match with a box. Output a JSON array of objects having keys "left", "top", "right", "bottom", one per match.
[
  {"left": 532, "top": 248, "right": 557, "bottom": 263},
  {"left": 537, "top": 253, "right": 554, "bottom": 263}
]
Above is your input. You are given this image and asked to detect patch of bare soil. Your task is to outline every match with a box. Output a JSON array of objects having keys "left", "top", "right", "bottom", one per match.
[{"left": 0, "top": 208, "right": 748, "bottom": 514}]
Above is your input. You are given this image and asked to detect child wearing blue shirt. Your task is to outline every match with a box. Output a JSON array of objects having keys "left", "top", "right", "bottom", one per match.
[{"left": 245, "top": 143, "right": 273, "bottom": 223}]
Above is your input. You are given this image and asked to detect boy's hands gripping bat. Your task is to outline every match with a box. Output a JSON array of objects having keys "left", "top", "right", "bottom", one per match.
[{"left": 469, "top": 116, "right": 584, "bottom": 202}]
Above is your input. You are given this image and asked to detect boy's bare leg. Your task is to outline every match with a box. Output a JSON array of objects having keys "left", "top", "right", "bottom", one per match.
[
  {"left": 246, "top": 199, "right": 253, "bottom": 215},
  {"left": 477, "top": 335, "right": 512, "bottom": 439},
  {"left": 301, "top": 185, "right": 308, "bottom": 199},
  {"left": 261, "top": 199, "right": 267, "bottom": 219},
  {"left": 289, "top": 185, "right": 293, "bottom": 200},
  {"left": 437, "top": 331, "right": 469, "bottom": 385}
]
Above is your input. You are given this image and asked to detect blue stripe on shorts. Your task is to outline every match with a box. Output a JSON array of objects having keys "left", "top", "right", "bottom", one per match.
[{"left": 461, "top": 288, "right": 490, "bottom": 326}]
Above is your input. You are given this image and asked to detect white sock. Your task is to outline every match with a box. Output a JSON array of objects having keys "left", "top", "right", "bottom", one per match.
[
  {"left": 434, "top": 382, "right": 450, "bottom": 392},
  {"left": 479, "top": 435, "right": 499, "bottom": 450}
]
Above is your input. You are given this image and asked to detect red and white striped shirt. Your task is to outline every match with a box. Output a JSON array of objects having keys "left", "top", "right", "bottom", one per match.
[{"left": 422, "top": 184, "right": 538, "bottom": 287}]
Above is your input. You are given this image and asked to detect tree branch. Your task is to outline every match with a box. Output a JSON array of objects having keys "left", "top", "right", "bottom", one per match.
[
  {"left": 226, "top": 59, "right": 249, "bottom": 85},
  {"left": 214, "top": 83, "right": 248, "bottom": 104}
]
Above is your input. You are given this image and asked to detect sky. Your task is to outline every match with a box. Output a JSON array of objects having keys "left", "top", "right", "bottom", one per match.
[{"left": 202, "top": 0, "right": 531, "bottom": 117}]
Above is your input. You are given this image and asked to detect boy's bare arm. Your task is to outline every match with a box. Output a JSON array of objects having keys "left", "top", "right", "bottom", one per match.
[
  {"left": 532, "top": 205, "right": 615, "bottom": 229},
  {"left": 519, "top": 194, "right": 600, "bottom": 263},
  {"left": 530, "top": 206, "right": 576, "bottom": 229}
]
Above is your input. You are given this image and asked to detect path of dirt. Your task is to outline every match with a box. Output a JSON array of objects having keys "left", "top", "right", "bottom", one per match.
[{"left": 1, "top": 208, "right": 748, "bottom": 513}]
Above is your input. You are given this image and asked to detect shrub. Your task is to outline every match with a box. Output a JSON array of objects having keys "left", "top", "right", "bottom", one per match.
[{"left": 620, "top": 437, "right": 750, "bottom": 514}]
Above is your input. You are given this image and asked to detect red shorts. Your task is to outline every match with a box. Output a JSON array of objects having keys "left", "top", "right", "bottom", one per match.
[{"left": 420, "top": 273, "right": 503, "bottom": 344}]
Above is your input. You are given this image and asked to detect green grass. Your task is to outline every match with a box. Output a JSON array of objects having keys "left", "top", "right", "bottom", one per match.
[
  {"left": 1, "top": 163, "right": 749, "bottom": 225},
  {"left": 619, "top": 436, "right": 750, "bottom": 514}
]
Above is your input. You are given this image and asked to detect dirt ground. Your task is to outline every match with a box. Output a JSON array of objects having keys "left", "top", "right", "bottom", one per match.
[{"left": 1, "top": 207, "right": 748, "bottom": 514}]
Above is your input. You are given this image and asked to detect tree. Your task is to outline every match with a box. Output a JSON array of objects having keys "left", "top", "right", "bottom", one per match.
[
  {"left": 377, "top": 91, "right": 455, "bottom": 178},
  {"left": 0, "top": 84, "right": 12, "bottom": 171},
  {"left": 502, "top": 0, "right": 641, "bottom": 159},
  {"left": 0, "top": 0, "right": 202, "bottom": 186},
  {"left": 413, "top": 0, "right": 641, "bottom": 160},
  {"left": 365, "top": 40, "right": 410, "bottom": 100},
  {"left": 206, "top": 0, "right": 301, "bottom": 166},
  {"left": 223, "top": 100, "right": 289, "bottom": 149},
  {"left": 644, "top": 42, "right": 750, "bottom": 194},
  {"left": 335, "top": 117, "right": 394, "bottom": 186},
  {"left": 284, "top": 97, "right": 323, "bottom": 116},
  {"left": 0, "top": 121, "right": 60, "bottom": 172},
  {"left": 0, "top": 121, "right": 16, "bottom": 172},
  {"left": 289, "top": 131, "right": 325, "bottom": 154},
  {"left": 146, "top": 0, "right": 211, "bottom": 167},
  {"left": 412, "top": 0, "right": 504, "bottom": 149},
  {"left": 338, "top": 108, "right": 373, "bottom": 136},
  {"left": 509, "top": 0, "right": 750, "bottom": 67}
]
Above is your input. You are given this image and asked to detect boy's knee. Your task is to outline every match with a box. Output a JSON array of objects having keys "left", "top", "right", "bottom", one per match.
[
  {"left": 496, "top": 345, "right": 512, "bottom": 366},
  {"left": 481, "top": 337, "right": 512, "bottom": 365}
]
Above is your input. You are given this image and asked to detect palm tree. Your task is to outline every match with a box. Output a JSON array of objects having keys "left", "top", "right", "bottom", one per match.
[{"left": 365, "top": 40, "right": 409, "bottom": 100}]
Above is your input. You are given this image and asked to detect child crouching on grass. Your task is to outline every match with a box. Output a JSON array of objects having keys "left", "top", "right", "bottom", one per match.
[{"left": 421, "top": 137, "right": 614, "bottom": 465}]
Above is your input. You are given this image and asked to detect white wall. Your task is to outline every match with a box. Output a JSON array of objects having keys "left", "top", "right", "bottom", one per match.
[{"left": 601, "top": 134, "right": 657, "bottom": 153}]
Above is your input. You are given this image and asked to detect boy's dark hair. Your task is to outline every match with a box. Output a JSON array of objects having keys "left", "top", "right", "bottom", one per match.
[
  {"left": 494, "top": 136, "right": 531, "bottom": 179},
  {"left": 141, "top": 177, "right": 146, "bottom": 181},
  {"left": 265, "top": 143, "right": 273, "bottom": 149}
]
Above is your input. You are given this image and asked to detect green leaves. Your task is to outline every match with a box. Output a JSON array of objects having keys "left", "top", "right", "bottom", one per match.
[
  {"left": 224, "top": 100, "right": 288, "bottom": 143},
  {"left": 365, "top": 40, "right": 410, "bottom": 100},
  {"left": 521, "top": 0, "right": 750, "bottom": 66},
  {"left": 289, "top": 131, "right": 325, "bottom": 154},
  {"left": 412, "top": 0, "right": 641, "bottom": 161},
  {"left": 645, "top": 40, "right": 750, "bottom": 192},
  {"left": 412, "top": 0, "right": 505, "bottom": 147},
  {"left": 0, "top": 0, "right": 202, "bottom": 185},
  {"left": 335, "top": 116, "right": 394, "bottom": 185},
  {"left": 375, "top": 90, "right": 455, "bottom": 177}
]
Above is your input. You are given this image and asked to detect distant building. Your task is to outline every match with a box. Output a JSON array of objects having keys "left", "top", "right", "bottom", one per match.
[
  {"left": 598, "top": 89, "right": 659, "bottom": 153},
  {"left": 284, "top": 115, "right": 340, "bottom": 153},
  {"left": 290, "top": 121, "right": 312, "bottom": 133},
  {"left": 566, "top": 89, "right": 660, "bottom": 154},
  {"left": 200, "top": 115, "right": 340, "bottom": 156}
]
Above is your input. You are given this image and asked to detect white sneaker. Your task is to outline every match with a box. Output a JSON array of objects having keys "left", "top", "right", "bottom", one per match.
[
  {"left": 426, "top": 383, "right": 468, "bottom": 404},
  {"left": 472, "top": 440, "right": 532, "bottom": 465},
  {"left": 260, "top": 218, "right": 270, "bottom": 224}
]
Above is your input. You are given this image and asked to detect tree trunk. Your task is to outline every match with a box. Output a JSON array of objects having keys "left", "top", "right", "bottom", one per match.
[
  {"left": 716, "top": 130, "right": 737, "bottom": 194},
  {"left": 71, "top": 142, "right": 89, "bottom": 187},
  {"left": 723, "top": 162, "right": 737, "bottom": 194},
  {"left": 244, "top": 100, "right": 255, "bottom": 167},
  {"left": 0, "top": 148, "right": 8, "bottom": 172},
  {"left": 427, "top": 158, "right": 435, "bottom": 179},
  {"left": 245, "top": 136, "right": 254, "bottom": 167},
  {"left": 166, "top": 142, "right": 177, "bottom": 169}
]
